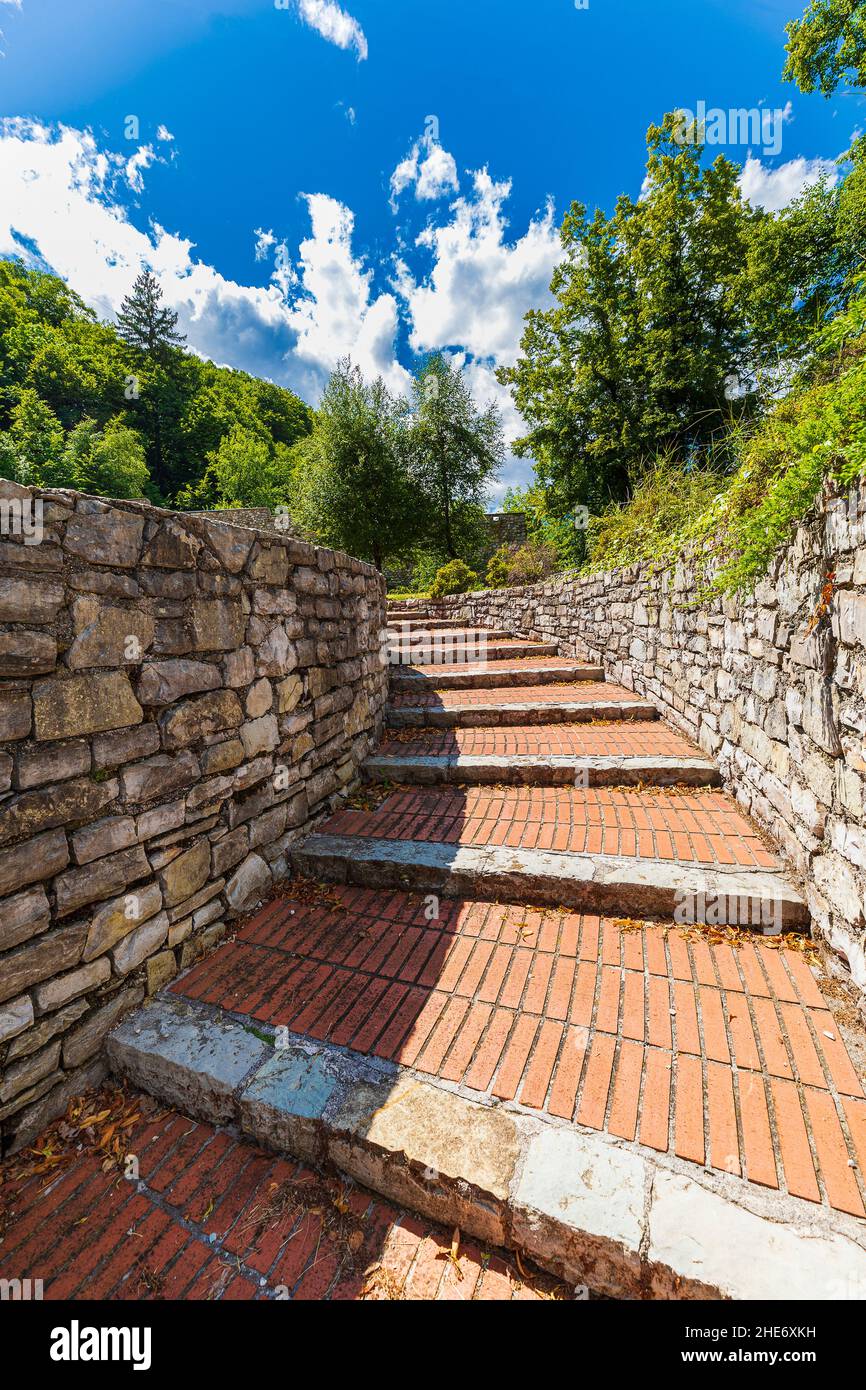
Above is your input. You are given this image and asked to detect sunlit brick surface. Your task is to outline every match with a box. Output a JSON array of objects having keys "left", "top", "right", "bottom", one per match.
[
  {"left": 389, "top": 680, "right": 641, "bottom": 708},
  {"left": 0, "top": 1089, "right": 561, "bottom": 1300},
  {"left": 172, "top": 888, "right": 866, "bottom": 1219},
  {"left": 407, "top": 657, "right": 594, "bottom": 677},
  {"left": 378, "top": 722, "right": 705, "bottom": 759},
  {"left": 320, "top": 786, "right": 781, "bottom": 867}
]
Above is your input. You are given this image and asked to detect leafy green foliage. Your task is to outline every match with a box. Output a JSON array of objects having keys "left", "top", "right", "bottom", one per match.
[
  {"left": 578, "top": 280, "right": 866, "bottom": 593},
  {"left": 61, "top": 417, "right": 150, "bottom": 498},
  {"left": 430, "top": 558, "right": 477, "bottom": 597},
  {"left": 500, "top": 117, "right": 765, "bottom": 514},
  {"left": 499, "top": 111, "right": 864, "bottom": 526},
  {"left": 582, "top": 455, "right": 729, "bottom": 575},
  {"left": 288, "top": 360, "right": 421, "bottom": 570},
  {"left": 784, "top": 0, "right": 866, "bottom": 95},
  {"left": 408, "top": 354, "right": 504, "bottom": 557},
  {"left": 0, "top": 388, "right": 65, "bottom": 484},
  {"left": 292, "top": 353, "right": 503, "bottom": 576},
  {"left": 181, "top": 424, "right": 295, "bottom": 510},
  {"left": 485, "top": 540, "right": 560, "bottom": 587},
  {"left": 0, "top": 259, "right": 313, "bottom": 503},
  {"left": 712, "top": 284, "right": 866, "bottom": 591}
]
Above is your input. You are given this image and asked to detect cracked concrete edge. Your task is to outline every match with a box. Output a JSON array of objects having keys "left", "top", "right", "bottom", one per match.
[
  {"left": 106, "top": 995, "right": 866, "bottom": 1300},
  {"left": 364, "top": 753, "right": 721, "bottom": 788},
  {"left": 385, "top": 699, "right": 659, "bottom": 728},
  {"left": 389, "top": 664, "right": 606, "bottom": 691},
  {"left": 291, "top": 835, "right": 809, "bottom": 929}
]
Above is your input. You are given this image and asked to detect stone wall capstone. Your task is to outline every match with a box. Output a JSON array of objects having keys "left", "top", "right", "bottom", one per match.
[
  {"left": 0, "top": 481, "right": 387, "bottom": 1153},
  {"left": 419, "top": 482, "right": 866, "bottom": 996}
]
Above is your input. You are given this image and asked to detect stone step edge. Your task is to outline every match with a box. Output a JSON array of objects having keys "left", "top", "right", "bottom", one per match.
[
  {"left": 395, "top": 643, "right": 560, "bottom": 664},
  {"left": 390, "top": 665, "right": 605, "bottom": 691},
  {"left": 364, "top": 752, "right": 722, "bottom": 788},
  {"left": 292, "top": 835, "right": 809, "bottom": 931},
  {"left": 106, "top": 995, "right": 866, "bottom": 1300},
  {"left": 385, "top": 615, "right": 482, "bottom": 624},
  {"left": 385, "top": 699, "right": 659, "bottom": 728},
  {"left": 386, "top": 623, "right": 512, "bottom": 636}
]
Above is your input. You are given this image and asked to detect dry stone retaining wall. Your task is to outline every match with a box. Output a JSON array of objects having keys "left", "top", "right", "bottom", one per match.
[
  {"left": 0, "top": 482, "right": 387, "bottom": 1153},
  {"left": 424, "top": 482, "right": 866, "bottom": 994}
]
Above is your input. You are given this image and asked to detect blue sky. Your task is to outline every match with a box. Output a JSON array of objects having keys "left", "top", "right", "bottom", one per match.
[{"left": 0, "top": 0, "right": 859, "bottom": 498}]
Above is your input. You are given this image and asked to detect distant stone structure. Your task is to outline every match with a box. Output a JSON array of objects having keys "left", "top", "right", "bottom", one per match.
[
  {"left": 485, "top": 511, "right": 527, "bottom": 547},
  {"left": 187, "top": 507, "right": 291, "bottom": 537}
]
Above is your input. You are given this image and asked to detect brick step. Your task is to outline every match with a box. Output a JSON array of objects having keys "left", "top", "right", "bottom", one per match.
[
  {"left": 394, "top": 641, "right": 559, "bottom": 666},
  {"left": 386, "top": 697, "right": 657, "bottom": 727},
  {"left": 363, "top": 751, "right": 721, "bottom": 788},
  {"left": 388, "top": 625, "right": 513, "bottom": 640},
  {"left": 107, "top": 992, "right": 864, "bottom": 1299},
  {"left": 390, "top": 662, "right": 604, "bottom": 691},
  {"left": 291, "top": 833, "right": 809, "bottom": 931},
  {"left": 386, "top": 617, "right": 492, "bottom": 631}
]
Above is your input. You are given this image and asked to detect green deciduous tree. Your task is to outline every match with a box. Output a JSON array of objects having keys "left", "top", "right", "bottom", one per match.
[
  {"left": 0, "top": 388, "right": 65, "bottom": 485},
  {"left": 192, "top": 424, "right": 294, "bottom": 510},
  {"left": 408, "top": 354, "right": 504, "bottom": 557},
  {"left": 61, "top": 416, "right": 150, "bottom": 498},
  {"left": 500, "top": 116, "right": 764, "bottom": 512},
  {"left": 784, "top": 0, "right": 866, "bottom": 95},
  {"left": 290, "top": 360, "right": 418, "bottom": 570}
]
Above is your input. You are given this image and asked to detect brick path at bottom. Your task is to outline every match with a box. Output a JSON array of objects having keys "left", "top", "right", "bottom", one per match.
[
  {"left": 0, "top": 1087, "right": 566, "bottom": 1301},
  {"left": 173, "top": 887, "right": 866, "bottom": 1221}
]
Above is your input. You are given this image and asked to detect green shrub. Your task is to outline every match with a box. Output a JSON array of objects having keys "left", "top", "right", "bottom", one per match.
[
  {"left": 507, "top": 540, "right": 560, "bottom": 584},
  {"left": 485, "top": 545, "right": 512, "bottom": 587},
  {"left": 583, "top": 456, "right": 727, "bottom": 575},
  {"left": 485, "top": 540, "right": 560, "bottom": 587},
  {"left": 711, "top": 296, "right": 866, "bottom": 591},
  {"left": 430, "top": 559, "right": 477, "bottom": 597}
]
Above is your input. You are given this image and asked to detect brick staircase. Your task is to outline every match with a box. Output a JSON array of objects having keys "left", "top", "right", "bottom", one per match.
[
  {"left": 107, "top": 608, "right": 866, "bottom": 1299},
  {"left": 295, "top": 607, "right": 807, "bottom": 929}
]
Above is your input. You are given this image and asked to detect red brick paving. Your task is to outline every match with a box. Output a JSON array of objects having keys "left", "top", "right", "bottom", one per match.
[
  {"left": 378, "top": 722, "right": 706, "bottom": 759},
  {"left": 407, "top": 656, "right": 597, "bottom": 677},
  {"left": 321, "top": 785, "right": 781, "bottom": 868},
  {"left": 389, "top": 680, "right": 644, "bottom": 708},
  {"left": 0, "top": 1089, "right": 563, "bottom": 1301},
  {"left": 171, "top": 886, "right": 866, "bottom": 1220}
]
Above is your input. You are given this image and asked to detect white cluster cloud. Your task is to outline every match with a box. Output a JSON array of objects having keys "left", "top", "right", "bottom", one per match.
[
  {"left": 390, "top": 132, "right": 460, "bottom": 209},
  {"left": 253, "top": 227, "right": 278, "bottom": 261},
  {"left": 0, "top": 119, "right": 408, "bottom": 403},
  {"left": 281, "top": 193, "right": 410, "bottom": 398},
  {"left": 125, "top": 144, "right": 157, "bottom": 193},
  {"left": 738, "top": 153, "right": 840, "bottom": 212},
  {"left": 293, "top": 0, "right": 367, "bottom": 61},
  {"left": 0, "top": 117, "right": 566, "bottom": 494},
  {"left": 0, "top": 119, "right": 295, "bottom": 372},
  {"left": 395, "top": 168, "right": 562, "bottom": 365}
]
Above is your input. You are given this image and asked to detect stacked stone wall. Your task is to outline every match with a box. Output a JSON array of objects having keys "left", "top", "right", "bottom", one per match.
[
  {"left": 0, "top": 483, "right": 387, "bottom": 1151},
  {"left": 417, "top": 483, "right": 866, "bottom": 993}
]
